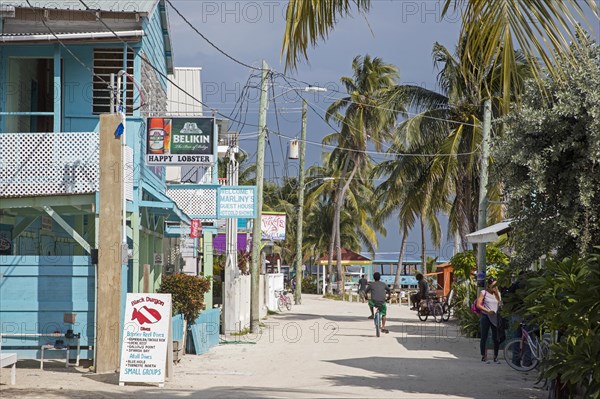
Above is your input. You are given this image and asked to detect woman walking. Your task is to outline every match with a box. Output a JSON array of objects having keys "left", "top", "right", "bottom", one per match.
[{"left": 476, "top": 277, "right": 502, "bottom": 363}]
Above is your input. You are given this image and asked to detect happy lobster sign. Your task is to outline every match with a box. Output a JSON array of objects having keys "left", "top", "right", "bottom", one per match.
[{"left": 119, "top": 293, "right": 173, "bottom": 387}]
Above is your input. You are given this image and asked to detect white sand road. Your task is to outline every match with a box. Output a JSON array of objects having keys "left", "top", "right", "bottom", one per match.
[{"left": 1, "top": 295, "right": 545, "bottom": 398}]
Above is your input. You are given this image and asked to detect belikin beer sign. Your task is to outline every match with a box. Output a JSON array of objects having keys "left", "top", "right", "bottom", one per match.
[{"left": 146, "top": 117, "right": 216, "bottom": 165}]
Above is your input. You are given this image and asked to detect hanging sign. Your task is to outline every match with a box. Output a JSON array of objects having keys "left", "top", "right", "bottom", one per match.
[
  {"left": 119, "top": 293, "right": 172, "bottom": 387},
  {"left": 261, "top": 212, "right": 286, "bottom": 241},
  {"left": 218, "top": 187, "right": 256, "bottom": 218},
  {"left": 146, "top": 117, "right": 216, "bottom": 165},
  {"left": 190, "top": 219, "right": 202, "bottom": 238}
]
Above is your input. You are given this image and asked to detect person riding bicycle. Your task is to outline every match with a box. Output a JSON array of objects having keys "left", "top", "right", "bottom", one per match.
[{"left": 366, "top": 272, "right": 390, "bottom": 334}]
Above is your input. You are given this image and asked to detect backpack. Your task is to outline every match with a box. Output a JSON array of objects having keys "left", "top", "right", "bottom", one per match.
[{"left": 470, "top": 291, "right": 486, "bottom": 314}]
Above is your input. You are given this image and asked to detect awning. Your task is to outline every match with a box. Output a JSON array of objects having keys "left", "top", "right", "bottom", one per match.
[
  {"left": 317, "top": 248, "right": 372, "bottom": 265},
  {"left": 466, "top": 220, "right": 512, "bottom": 244},
  {"left": 140, "top": 183, "right": 191, "bottom": 225}
]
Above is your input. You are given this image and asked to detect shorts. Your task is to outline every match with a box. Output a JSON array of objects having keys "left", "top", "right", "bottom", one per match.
[{"left": 368, "top": 300, "right": 387, "bottom": 317}]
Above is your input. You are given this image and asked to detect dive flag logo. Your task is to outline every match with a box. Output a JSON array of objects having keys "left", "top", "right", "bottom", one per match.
[{"left": 131, "top": 306, "right": 162, "bottom": 325}]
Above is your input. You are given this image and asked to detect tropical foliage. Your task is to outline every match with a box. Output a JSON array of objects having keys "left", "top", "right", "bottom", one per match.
[
  {"left": 159, "top": 273, "right": 212, "bottom": 325},
  {"left": 282, "top": 0, "right": 598, "bottom": 106},
  {"left": 322, "top": 55, "right": 401, "bottom": 292},
  {"left": 493, "top": 33, "right": 600, "bottom": 266},
  {"left": 515, "top": 251, "right": 600, "bottom": 398}
]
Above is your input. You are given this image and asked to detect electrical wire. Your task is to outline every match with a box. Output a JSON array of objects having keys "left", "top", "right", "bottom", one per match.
[
  {"left": 269, "top": 74, "right": 289, "bottom": 178},
  {"left": 271, "top": 74, "right": 480, "bottom": 128},
  {"left": 164, "top": 0, "right": 262, "bottom": 72},
  {"left": 75, "top": 0, "right": 268, "bottom": 130},
  {"left": 24, "top": 0, "right": 109, "bottom": 88},
  {"left": 71, "top": 0, "right": 480, "bottom": 159}
]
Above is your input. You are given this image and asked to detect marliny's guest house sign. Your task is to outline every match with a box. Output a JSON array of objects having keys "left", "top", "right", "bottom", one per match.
[
  {"left": 119, "top": 293, "right": 172, "bottom": 387},
  {"left": 146, "top": 117, "right": 216, "bottom": 165}
]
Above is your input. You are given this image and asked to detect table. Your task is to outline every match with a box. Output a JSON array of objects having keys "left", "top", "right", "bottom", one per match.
[
  {"left": 1, "top": 333, "right": 80, "bottom": 370},
  {"left": 1, "top": 352, "right": 17, "bottom": 385}
]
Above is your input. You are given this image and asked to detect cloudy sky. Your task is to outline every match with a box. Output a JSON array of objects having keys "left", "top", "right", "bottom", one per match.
[{"left": 164, "top": 1, "right": 478, "bottom": 260}]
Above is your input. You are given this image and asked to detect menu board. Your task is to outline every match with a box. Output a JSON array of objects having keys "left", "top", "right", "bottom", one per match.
[{"left": 119, "top": 293, "right": 172, "bottom": 387}]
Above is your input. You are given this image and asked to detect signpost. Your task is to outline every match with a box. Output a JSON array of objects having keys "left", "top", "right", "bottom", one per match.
[
  {"left": 146, "top": 117, "right": 216, "bottom": 165},
  {"left": 119, "top": 293, "right": 173, "bottom": 387}
]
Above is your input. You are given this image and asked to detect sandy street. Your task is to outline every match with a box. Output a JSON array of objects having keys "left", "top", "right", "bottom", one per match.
[{"left": 1, "top": 295, "right": 544, "bottom": 398}]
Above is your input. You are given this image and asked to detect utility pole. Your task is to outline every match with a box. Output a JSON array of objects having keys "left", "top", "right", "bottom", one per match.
[
  {"left": 223, "top": 134, "right": 239, "bottom": 333},
  {"left": 250, "top": 60, "right": 268, "bottom": 332},
  {"left": 294, "top": 101, "right": 308, "bottom": 305},
  {"left": 476, "top": 98, "right": 492, "bottom": 291}
]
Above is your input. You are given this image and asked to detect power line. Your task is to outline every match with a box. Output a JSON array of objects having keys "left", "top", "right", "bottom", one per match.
[
  {"left": 24, "top": 0, "right": 109, "bottom": 88},
  {"left": 164, "top": 0, "right": 262, "bottom": 72},
  {"left": 74, "top": 0, "right": 267, "bottom": 131},
  {"left": 270, "top": 74, "right": 289, "bottom": 178}
]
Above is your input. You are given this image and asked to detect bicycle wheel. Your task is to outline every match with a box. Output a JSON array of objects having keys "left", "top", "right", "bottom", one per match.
[
  {"left": 277, "top": 296, "right": 285, "bottom": 312},
  {"left": 433, "top": 303, "right": 443, "bottom": 323},
  {"left": 417, "top": 307, "right": 428, "bottom": 322},
  {"left": 503, "top": 338, "right": 539, "bottom": 371},
  {"left": 442, "top": 303, "right": 451, "bottom": 322},
  {"left": 374, "top": 312, "right": 381, "bottom": 337},
  {"left": 285, "top": 295, "right": 292, "bottom": 310}
]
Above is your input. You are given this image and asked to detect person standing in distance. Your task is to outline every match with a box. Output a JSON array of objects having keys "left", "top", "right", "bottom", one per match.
[
  {"left": 358, "top": 274, "right": 368, "bottom": 303},
  {"left": 366, "top": 272, "right": 391, "bottom": 333}
]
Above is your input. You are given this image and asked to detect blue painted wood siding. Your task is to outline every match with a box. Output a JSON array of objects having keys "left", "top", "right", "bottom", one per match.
[
  {"left": 189, "top": 308, "right": 221, "bottom": 355},
  {"left": 141, "top": 7, "right": 168, "bottom": 91},
  {"left": 0, "top": 256, "right": 95, "bottom": 360}
]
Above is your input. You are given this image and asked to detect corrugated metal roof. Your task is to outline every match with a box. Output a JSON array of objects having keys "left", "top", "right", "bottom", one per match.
[
  {"left": 167, "top": 67, "right": 203, "bottom": 116},
  {"left": 2, "top": 0, "right": 159, "bottom": 14}
]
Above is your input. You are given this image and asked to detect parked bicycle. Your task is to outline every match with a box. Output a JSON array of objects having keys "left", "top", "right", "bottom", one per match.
[
  {"left": 417, "top": 293, "right": 443, "bottom": 323},
  {"left": 503, "top": 322, "right": 550, "bottom": 372},
  {"left": 275, "top": 289, "right": 292, "bottom": 312}
]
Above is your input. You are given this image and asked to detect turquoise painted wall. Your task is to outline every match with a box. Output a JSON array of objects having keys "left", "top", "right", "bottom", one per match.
[{"left": 0, "top": 256, "right": 95, "bottom": 360}]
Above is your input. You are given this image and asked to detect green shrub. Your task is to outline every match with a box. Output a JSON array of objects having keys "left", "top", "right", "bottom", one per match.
[
  {"left": 520, "top": 250, "right": 600, "bottom": 398},
  {"left": 302, "top": 275, "right": 318, "bottom": 294},
  {"left": 159, "top": 273, "right": 211, "bottom": 325}
]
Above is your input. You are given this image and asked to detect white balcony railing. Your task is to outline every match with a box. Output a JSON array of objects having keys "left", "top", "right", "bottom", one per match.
[
  {"left": 0, "top": 131, "right": 136, "bottom": 201},
  {"left": 0, "top": 132, "right": 100, "bottom": 198}
]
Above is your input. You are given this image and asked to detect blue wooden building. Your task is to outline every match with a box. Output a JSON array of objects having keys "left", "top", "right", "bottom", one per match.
[{"left": 0, "top": 0, "right": 213, "bottom": 361}]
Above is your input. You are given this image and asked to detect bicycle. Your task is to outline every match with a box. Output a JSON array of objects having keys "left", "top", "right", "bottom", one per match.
[
  {"left": 373, "top": 304, "right": 382, "bottom": 337},
  {"left": 417, "top": 294, "right": 443, "bottom": 323},
  {"left": 503, "top": 322, "right": 550, "bottom": 372},
  {"left": 441, "top": 289, "right": 455, "bottom": 322},
  {"left": 275, "top": 289, "right": 292, "bottom": 312}
]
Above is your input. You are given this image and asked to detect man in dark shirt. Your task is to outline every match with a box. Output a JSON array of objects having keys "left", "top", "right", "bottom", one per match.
[
  {"left": 358, "top": 274, "right": 368, "bottom": 303},
  {"left": 410, "top": 273, "right": 429, "bottom": 310},
  {"left": 366, "top": 272, "right": 390, "bottom": 333}
]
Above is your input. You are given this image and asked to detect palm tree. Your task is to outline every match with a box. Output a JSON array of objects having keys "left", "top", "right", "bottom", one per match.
[
  {"left": 322, "top": 55, "right": 403, "bottom": 293},
  {"left": 282, "top": 0, "right": 597, "bottom": 106},
  {"left": 394, "top": 42, "right": 531, "bottom": 249},
  {"left": 304, "top": 156, "right": 384, "bottom": 293},
  {"left": 374, "top": 140, "right": 447, "bottom": 276}
]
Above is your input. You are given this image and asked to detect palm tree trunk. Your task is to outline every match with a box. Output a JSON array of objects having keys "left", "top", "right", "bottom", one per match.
[
  {"left": 335, "top": 161, "right": 359, "bottom": 294},
  {"left": 327, "top": 155, "right": 351, "bottom": 295},
  {"left": 393, "top": 228, "right": 408, "bottom": 288},
  {"left": 326, "top": 230, "right": 335, "bottom": 295},
  {"left": 420, "top": 215, "right": 426, "bottom": 274}
]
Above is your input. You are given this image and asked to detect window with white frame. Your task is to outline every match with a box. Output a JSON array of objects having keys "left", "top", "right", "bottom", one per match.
[{"left": 93, "top": 48, "right": 134, "bottom": 115}]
